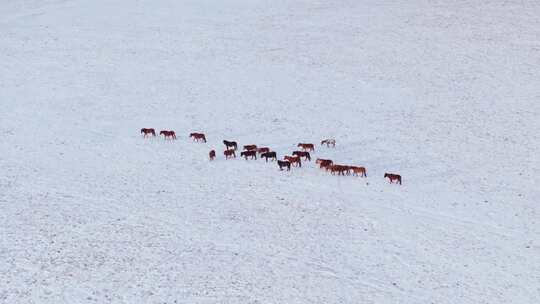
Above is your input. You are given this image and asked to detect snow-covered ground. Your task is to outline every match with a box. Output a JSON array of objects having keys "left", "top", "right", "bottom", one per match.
[{"left": 1, "top": 0, "right": 539, "bottom": 303}]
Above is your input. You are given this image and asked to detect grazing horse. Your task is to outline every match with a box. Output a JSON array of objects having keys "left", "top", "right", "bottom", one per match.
[
  {"left": 241, "top": 150, "right": 257, "bottom": 160},
  {"left": 384, "top": 173, "right": 402, "bottom": 185},
  {"left": 350, "top": 166, "right": 367, "bottom": 177},
  {"left": 321, "top": 139, "right": 336, "bottom": 147},
  {"left": 284, "top": 156, "right": 302, "bottom": 167},
  {"left": 223, "top": 140, "right": 238, "bottom": 150},
  {"left": 316, "top": 158, "right": 333, "bottom": 169},
  {"left": 243, "top": 144, "right": 257, "bottom": 151},
  {"left": 140, "top": 128, "right": 156, "bottom": 137},
  {"left": 277, "top": 160, "right": 291, "bottom": 171},
  {"left": 257, "top": 147, "right": 270, "bottom": 154},
  {"left": 224, "top": 150, "right": 236, "bottom": 159},
  {"left": 292, "top": 151, "right": 311, "bottom": 161},
  {"left": 209, "top": 150, "right": 216, "bottom": 161},
  {"left": 261, "top": 151, "right": 277, "bottom": 162},
  {"left": 190, "top": 133, "right": 207, "bottom": 143},
  {"left": 160, "top": 130, "right": 177, "bottom": 140},
  {"left": 297, "top": 143, "right": 315, "bottom": 152}
]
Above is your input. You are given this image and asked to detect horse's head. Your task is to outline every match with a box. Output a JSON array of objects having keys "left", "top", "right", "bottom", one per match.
[
  {"left": 384, "top": 173, "right": 389, "bottom": 178},
  {"left": 160, "top": 131, "right": 165, "bottom": 135}
]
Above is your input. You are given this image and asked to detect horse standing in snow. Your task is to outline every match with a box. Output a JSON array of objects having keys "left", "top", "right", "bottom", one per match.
[
  {"left": 209, "top": 150, "right": 216, "bottom": 160},
  {"left": 292, "top": 151, "right": 311, "bottom": 161},
  {"left": 321, "top": 139, "right": 336, "bottom": 147},
  {"left": 350, "top": 166, "right": 367, "bottom": 177},
  {"left": 384, "top": 173, "right": 402, "bottom": 185},
  {"left": 243, "top": 144, "right": 257, "bottom": 151},
  {"left": 260, "top": 151, "right": 277, "bottom": 162},
  {"left": 190, "top": 133, "right": 207, "bottom": 143},
  {"left": 160, "top": 130, "right": 176, "bottom": 140},
  {"left": 224, "top": 149, "right": 236, "bottom": 159},
  {"left": 284, "top": 156, "right": 302, "bottom": 167},
  {"left": 316, "top": 158, "right": 333, "bottom": 169},
  {"left": 140, "top": 128, "right": 156, "bottom": 137},
  {"left": 223, "top": 140, "right": 238, "bottom": 150},
  {"left": 297, "top": 143, "right": 315, "bottom": 152},
  {"left": 241, "top": 150, "right": 257, "bottom": 160},
  {"left": 277, "top": 160, "right": 291, "bottom": 171}
]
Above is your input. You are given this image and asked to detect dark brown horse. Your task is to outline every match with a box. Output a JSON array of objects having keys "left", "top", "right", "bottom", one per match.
[
  {"left": 223, "top": 140, "right": 238, "bottom": 150},
  {"left": 297, "top": 143, "right": 315, "bottom": 152},
  {"left": 277, "top": 160, "right": 291, "bottom": 171},
  {"left": 209, "top": 150, "right": 216, "bottom": 161},
  {"left": 241, "top": 150, "right": 257, "bottom": 160},
  {"left": 384, "top": 173, "right": 402, "bottom": 185},
  {"left": 284, "top": 156, "right": 302, "bottom": 167},
  {"left": 321, "top": 139, "right": 336, "bottom": 147},
  {"left": 224, "top": 150, "right": 236, "bottom": 159},
  {"left": 160, "top": 130, "right": 177, "bottom": 140},
  {"left": 316, "top": 158, "right": 333, "bottom": 169},
  {"left": 140, "top": 128, "right": 156, "bottom": 137},
  {"left": 190, "top": 133, "right": 207, "bottom": 143},
  {"left": 260, "top": 151, "right": 277, "bottom": 162},
  {"left": 243, "top": 144, "right": 257, "bottom": 151},
  {"left": 292, "top": 151, "right": 311, "bottom": 161}
]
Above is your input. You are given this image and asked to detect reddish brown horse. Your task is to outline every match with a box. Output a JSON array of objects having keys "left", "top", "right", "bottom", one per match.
[
  {"left": 160, "top": 130, "right": 176, "bottom": 140},
  {"left": 321, "top": 139, "right": 336, "bottom": 147},
  {"left": 223, "top": 140, "right": 238, "bottom": 150},
  {"left": 316, "top": 158, "right": 333, "bottom": 169},
  {"left": 284, "top": 156, "right": 302, "bottom": 167},
  {"left": 241, "top": 150, "right": 257, "bottom": 160},
  {"left": 209, "top": 150, "right": 216, "bottom": 161},
  {"left": 292, "top": 151, "right": 311, "bottom": 161},
  {"left": 261, "top": 151, "right": 277, "bottom": 162},
  {"left": 190, "top": 133, "right": 207, "bottom": 143},
  {"left": 297, "top": 143, "right": 315, "bottom": 152},
  {"left": 277, "top": 160, "right": 291, "bottom": 171},
  {"left": 140, "top": 128, "right": 156, "bottom": 137},
  {"left": 257, "top": 147, "right": 270, "bottom": 154},
  {"left": 224, "top": 150, "right": 236, "bottom": 159},
  {"left": 243, "top": 144, "right": 257, "bottom": 151},
  {"left": 384, "top": 173, "right": 402, "bottom": 185},
  {"left": 350, "top": 166, "right": 367, "bottom": 177},
  {"left": 329, "top": 165, "right": 349, "bottom": 176}
]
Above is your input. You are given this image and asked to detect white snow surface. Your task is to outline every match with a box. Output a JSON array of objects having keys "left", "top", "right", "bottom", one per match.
[{"left": 1, "top": 0, "right": 540, "bottom": 303}]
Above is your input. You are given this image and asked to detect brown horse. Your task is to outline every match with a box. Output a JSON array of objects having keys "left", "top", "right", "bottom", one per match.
[
  {"left": 292, "top": 151, "right": 311, "bottom": 161},
  {"left": 241, "top": 150, "right": 257, "bottom": 160},
  {"left": 260, "top": 151, "right": 277, "bottom": 162},
  {"left": 140, "top": 128, "right": 156, "bottom": 137},
  {"left": 297, "top": 143, "right": 315, "bottom": 152},
  {"left": 223, "top": 140, "right": 238, "bottom": 150},
  {"left": 277, "top": 160, "right": 291, "bottom": 171},
  {"left": 284, "top": 156, "right": 302, "bottom": 167},
  {"left": 321, "top": 139, "right": 336, "bottom": 147},
  {"left": 257, "top": 147, "right": 270, "bottom": 154},
  {"left": 160, "top": 130, "right": 176, "bottom": 140},
  {"left": 329, "top": 165, "right": 349, "bottom": 176},
  {"left": 350, "top": 166, "right": 367, "bottom": 177},
  {"left": 190, "top": 133, "right": 207, "bottom": 143},
  {"left": 384, "top": 173, "right": 402, "bottom": 185},
  {"left": 316, "top": 158, "right": 333, "bottom": 169},
  {"left": 209, "top": 150, "right": 216, "bottom": 161},
  {"left": 224, "top": 150, "right": 236, "bottom": 159},
  {"left": 243, "top": 144, "right": 257, "bottom": 151}
]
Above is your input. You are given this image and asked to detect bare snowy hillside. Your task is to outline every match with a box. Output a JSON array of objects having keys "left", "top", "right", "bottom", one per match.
[{"left": 1, "top": 0, "right": 539, "bottom": 303}]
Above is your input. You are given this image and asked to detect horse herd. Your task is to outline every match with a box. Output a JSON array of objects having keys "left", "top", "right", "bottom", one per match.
[{"left": 141, "top": 128, "right": 402, "bottom": 185}]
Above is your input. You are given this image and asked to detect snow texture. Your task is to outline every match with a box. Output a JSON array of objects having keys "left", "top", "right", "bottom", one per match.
[{"left": 1, "top": 0, "right": 539, "bottom": 303}]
